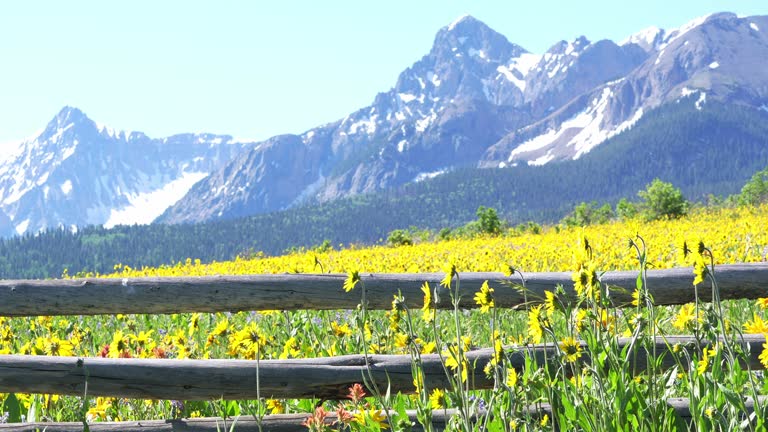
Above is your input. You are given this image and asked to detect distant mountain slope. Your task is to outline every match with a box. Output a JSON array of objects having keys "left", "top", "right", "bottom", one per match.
[
  {"left": 2, "top": 13, "right": 767, "bottom": 236},
  {"left": 2, "top": 99, "right": 766, "bottom": 279},
  {"left": 159, "top": 12, "right": 768, "bottom": 225},
  {"left": 0, "top": 107, "right": 249, "bottom": 236}
]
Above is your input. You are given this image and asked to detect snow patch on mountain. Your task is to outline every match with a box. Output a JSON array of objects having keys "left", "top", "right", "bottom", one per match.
[
  {"left": 60, "top": 180, "right": 73, "bottom": 195},
  {"left": 103, "top": 171, "right": 208, "bottom": 228},
  {"left": 528, "top": 152, "right": 555, "bottom": 166},
  {"left": 468, "top": 48, "right": 488, "bottom": 60},
  {"left": 348, "top": 115, "right": 378, "bottom": 135},
  {"left": 415, "top": 112, "right": 437, "bottom": 132},
  {"left": 567, "top": 88, "right": 613, "bottom": 158},
  {"left": 663, "top": 14, "right": 712, "bottom": 48},
  {"left": 695, "top": 92, "right": 707, "bottom": 110},
  {"left": 709, "top": 61, "right": 720, "bottom": 69},
  {"left": 14, "top": 219, "right": 29, "bottom": 236},
  {"left": 399, "top": 93, "right": 418, "bottom": 103},
  {"left": 397, "top": 139, "right": 408, "bottom": 152},
  {"left": 751, "top": 22, "right": 760, "bottom": 32},
  {"left": 614, "top": 108, "right": 645, "bottom": 135},
  {"left": 509, "top": 82, "right": 650, "bottom": 165},
  {"left": 655, "top": 15, "right": 713, "bottom": 65},
  {"left": 620, "top": 26, "right": 664, "bottom": 49},
  {"left": 681, "top": 87, "right": 698, "bottom": 97},
  {"left": 510, "top": 88, "right": 608, "bottom": 161},
  {"left": 414, "top": 169, "right": 447, "bottom": 182},
  {"left": 427, "top": 71, "right": 441, "bottom": 87},
  {"left": 496, "top": 53, "right": 542, "bottom": 91}
]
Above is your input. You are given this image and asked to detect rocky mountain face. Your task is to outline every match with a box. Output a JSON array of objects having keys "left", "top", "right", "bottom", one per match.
[
  {"left": 4, "top": 13, "right": 768, "bottom": 235},
  {"left": 485, "top": 13, "right": 768, "bottom": 166},
  {"left": 0, "top": 107, "right": 248, "bottom": 236},
  {"left": 159, "top": 12, "right": 768, "bottom": 225}
]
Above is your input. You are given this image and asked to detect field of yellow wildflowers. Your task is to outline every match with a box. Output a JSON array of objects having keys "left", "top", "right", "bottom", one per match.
[{"left": 0, "top": 204, "right": 767, "bottom": 430}]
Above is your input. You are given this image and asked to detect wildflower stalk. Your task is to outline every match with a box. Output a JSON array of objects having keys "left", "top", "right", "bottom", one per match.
[
  {"left": 450, "top": 272, "right": 472, "bottom": 432},
  {"left": 400, "top": 298, "right": 433, "bottom": 432},
  {"left": 630, "top": 235, "right": 662, "bottom": 432}
]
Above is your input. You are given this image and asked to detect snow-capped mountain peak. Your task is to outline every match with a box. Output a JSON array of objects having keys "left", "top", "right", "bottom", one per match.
[
  {"left": 5, "top": 12, "right": 768, "bottom": 233},
  {"left": 620, "top": 26, "right": 665, "bottom": 52},
  {"left": 446, "top": 14, "right": 474, "bottom": 31},
  {"left": 0, "top": 108, "right": 249, "bottom": 236}
]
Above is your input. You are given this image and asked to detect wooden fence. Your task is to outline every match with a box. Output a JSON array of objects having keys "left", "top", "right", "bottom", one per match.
[{"left": 0, "top": 262, "right": 767, "bottom": 431}]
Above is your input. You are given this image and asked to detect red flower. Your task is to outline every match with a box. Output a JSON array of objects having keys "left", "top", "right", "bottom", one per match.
[{"left": 347, "top": 383, "right": 367, "bottom": 403}]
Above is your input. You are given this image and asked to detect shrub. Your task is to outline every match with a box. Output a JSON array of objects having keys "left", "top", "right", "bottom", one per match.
[
  {"left": 739, "top": 166, "right": 768, "bottom": 206},
  {"left": 476, "top": 206, "right": 502, "bottom": 235},
  {"left": 637, "top": 179, "right": 688, "bottom": 221},
  {"left": 387, "top": 229, "right": 413, "bottom": 247},
  {"left": 561, "top": 201, "right": 614, "bottom": 227}
]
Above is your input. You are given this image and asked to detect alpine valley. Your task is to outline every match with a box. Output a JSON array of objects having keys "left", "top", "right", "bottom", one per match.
[{"left": 1, "top": 12, "right": 768, "bottom": 273}]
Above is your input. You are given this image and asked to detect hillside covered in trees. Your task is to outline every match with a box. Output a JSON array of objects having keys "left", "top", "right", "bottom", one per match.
[{"left": 0, "top": 101, "right": 767, "bottom": 279}]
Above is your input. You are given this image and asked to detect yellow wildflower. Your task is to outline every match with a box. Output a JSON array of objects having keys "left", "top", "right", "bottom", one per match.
[
  {"left": 279, "top": 336, "right": 300, "bottom": 359},
  {"left": 560, "top": 336, "right": 583, "bottom": 363},
  {"left": 506, "top": 367, "right": 518, "bottom": 387},
  {"left": 757, "top": 298, "right": 768, "bottom": 310},
  {"left": 544, "top": 290, "right": 557, "bottom": 314},
  {"left": 673, "top": 303, "right": 697, "bottom": 331},
  {"left": 331, "top": 321, "right": 352, "bottom": 337},
  {"left": 429, "top": 388, "right": 445, "bottom": 409},
  {"left": 759, "top": 341, "right": 768, "bottom": 369},
  {"left": 108, "top": 330, "right": 128, "bottom": 358},
  {"left": 441, "top": 261, "right": 457, "bottom": 288},
  {"left": 528, "top": 305, "right": 545, "bottom": 343},
  {"left": 697, "top": 345, "right": 717, "bottom": 375},
  {"left": 574, "top": 309, "right": 587, "bottom": 332},
  {"left": 572, "top": 261, "right": 598, "bottom": 300},
  {"left": 474, "top": 281, "right": 494, "bottom": 313},
  {"left": 266, "top": 399, "right": 285, "bottom": 414},
  {"left": 43, "top": 336, "right": 74, "bottom": 357},
  {"left": 443, "top": 345, "right": 469, "bottom": 382},
  {"left": 188, "top": 313, "right": 201, "bottom": 336},
  {"left": 419, "top": 340, "right": 437, "bottom": 354},
  {"left": 394, "top": 333, "right": 410, "bottom": 350},
  {"left": 343, "top": 269, "right": 360, "bottom": 292},
  {"left": 389, "top": 295, "right": 404, "bottom": 331},
  {"left": 744, "top": 313, "right": 768, "bottom": 334},
  {"left": 353, "top": 409, "right": 388, "bottom": 429},
  {"left": 421, "top": 282, "right": 435, "bottom": 323},
  {"left": 87, "top": 397, "right": 112, "bottom": 421}
]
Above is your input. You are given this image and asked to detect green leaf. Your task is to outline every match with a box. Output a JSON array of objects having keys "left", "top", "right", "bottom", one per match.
[
  {"left": 2, "top": 394, "right": 22, "bottom": 423},
  {"left": 226, "top": 400, "right": 240, "bottom": 417},
  {"left": 560, "top": 393, "right": 577, "bottom": 422},
  {"left": 26, "top": 395, "right": 37, "bottom": 423}
]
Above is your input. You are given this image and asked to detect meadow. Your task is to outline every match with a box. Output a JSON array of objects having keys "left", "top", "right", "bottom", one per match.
[{"left": 1, "top": 203, "right": 768, "bottom": 430}]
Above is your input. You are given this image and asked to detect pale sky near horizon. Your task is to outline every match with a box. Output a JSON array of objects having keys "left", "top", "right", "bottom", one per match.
[{"left": 0, "top": 1, "right": 765, "bottom": 153}]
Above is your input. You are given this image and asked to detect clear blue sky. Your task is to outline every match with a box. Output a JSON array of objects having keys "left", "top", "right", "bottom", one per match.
[{"left": 0, "top": 1, "right": 764, "bottom": 151}]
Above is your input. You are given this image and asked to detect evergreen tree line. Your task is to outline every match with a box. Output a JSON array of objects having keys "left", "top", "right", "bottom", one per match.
[{"left": 0, "top": 101, "right": 766, "bottom": 279}]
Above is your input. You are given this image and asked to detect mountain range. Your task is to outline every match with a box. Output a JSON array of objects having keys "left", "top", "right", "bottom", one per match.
[{"left": 1, "top": 12, "right": 767, "bottom": 237}]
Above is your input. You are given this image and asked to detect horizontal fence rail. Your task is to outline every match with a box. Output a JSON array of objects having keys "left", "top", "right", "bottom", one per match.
[
  {"left": 0, "top": 397, "right": 765, "bottom": 432},
  {"left": 0, "top": 335, "right": 764, "bottom": 400},
  {"left": 0, "top": 263, "right": 767, "bottom": 316}
]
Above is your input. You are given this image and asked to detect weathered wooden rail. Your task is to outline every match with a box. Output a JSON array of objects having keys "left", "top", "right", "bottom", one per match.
[
  {"left": 3, "top": 396, "right": 767, "bottom": 432},
  {"left": 0, "top": 263, "right": 766, "bottom": 316},
  {"left": 0, "top": 335, "right": 764, "bottom": 400}
]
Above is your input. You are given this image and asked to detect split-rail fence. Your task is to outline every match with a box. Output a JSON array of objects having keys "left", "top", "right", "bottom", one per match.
[{"left": 0, "top": 262, "right": 767, "bottom": 431}]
